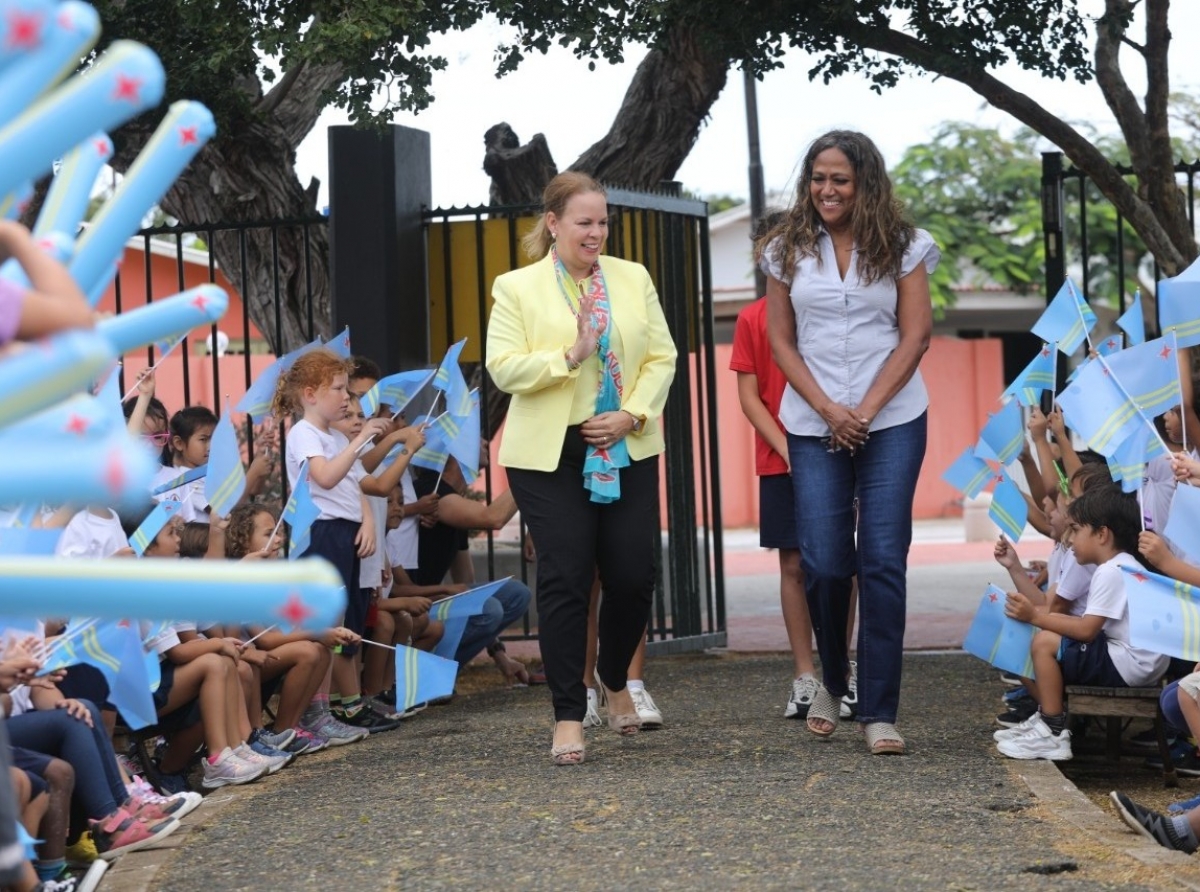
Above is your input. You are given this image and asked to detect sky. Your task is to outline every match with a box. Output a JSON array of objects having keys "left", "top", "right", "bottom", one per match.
[{"left": 294, "top": 5, "right": 1199, "bottom": 211}]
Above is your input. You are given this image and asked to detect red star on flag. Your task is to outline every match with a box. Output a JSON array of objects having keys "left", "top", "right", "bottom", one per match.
[
  {"left": 178, "top": 125, "right": 198, "bottom": 147},
  {"left": 1132, "top": 571, "right": 1148, "bottom": 584},
  {"left": 57, "top": 10, "right": 75, "bottom": 30},
  {"left": 277, "top": 593, "right": 314, "bottom": 628},
  {"left": 191, "top": 293, "right": 208, "bottom": 312},
  {"left": 1040, "top": 346, "right": 1051, "bottom": 357},
  {"left": 5, "top": 10, "right": 43, "bottom": 49},
  {"left": 117, "top": 619, "right": 131, "bottom": 629},
  {"left": 35, "top": 238, "right": 54, "bottom": 252},
  {"left": 1161, "top": 345, "right": 1173, "bottom": 360},
  {"left": 103, "top": 450, "right": 126, "bottom": 496},
  {"left": 64, "top": 414, "right": 89, "bottom": 435},
  {"left": 112, "top": 73, "right": 143, "bottom": 104},
  {"left": 1106, "top": 339, "right": 1117, "bottom": 350},
  {"left": 988, "top": 592, "right": 998, "bottom": 603},
  {"left": 94, "top": 138, "right": 111, "bottom": 157}
]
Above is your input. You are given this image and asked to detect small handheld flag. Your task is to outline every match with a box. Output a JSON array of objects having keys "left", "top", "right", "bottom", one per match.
[{"left": 962, "top": 584, "right": 1036, "bottom": 678}]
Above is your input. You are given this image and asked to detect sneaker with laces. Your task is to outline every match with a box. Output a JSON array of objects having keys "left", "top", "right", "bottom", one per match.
[
  {"left": 1110, "top": 791, "right": 1199, "bottom": 853},
  {"left": 333, "top": 702, "right": 401, "bottom": 733},
  {"left": 583, "top": 689, "right": 603, "bottom": 729},
  {"left": 127, "top": 775, "right": 203, "bottom": 821},
  {"left": 300, "top": 709, "right": 369, "bottom": 746},
  {"left": 840, "top": 661, "right": 858, "bottom": 719},
  {"left": 785, "top": 675, "right": 820, "bottom": 719},
  {"left": 36, "top": 875, "right": 80, "bottom": 891},
  {"left": 363, "top": 694, "right": 404, "bottom": 721},
  {"left": 201, "top": 746, "right": 267, "bottom": 789},
  {"left": 238, "top": 741, "right": 291, "bottom": 775},
  {"left": 993, "top": 712, "right": 1045, "bottom": 742},
  {"left": 89, "top": 806, "right": 179, "bottom": 861},
  {"left": 254, "top": 726, "right": 296, "bottom": 751},
  {"left": 995, "top": 717, "right": 1073, "bottom": 760},
  {"left": 630, "top": 687, "right": 663, "bottom": 729},
  {"left": 284, "top": 727, "right": 327, "bottom": 755}
]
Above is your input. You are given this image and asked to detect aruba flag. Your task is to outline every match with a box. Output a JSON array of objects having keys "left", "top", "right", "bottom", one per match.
[
  {"left": 394, "top": 643, "right": 458, "bottom": 711},
  {"left": 962, "top": 585, "right": 1036, "bottom": 678},
  {"left": 428, "top": 579, "right": 508, "bottom": 661},
  {"left": 1124, "top": 564, "right": 1200, "bottom": 661},
  {"left": 976, "top": 398, "right": 1024, "bottom": 465},
  {"left": 204, "top": 401, "right": 246, "bottom": 518},
  {"left": 1031, "top": 279, "right": 1097, "bottom": 356}
]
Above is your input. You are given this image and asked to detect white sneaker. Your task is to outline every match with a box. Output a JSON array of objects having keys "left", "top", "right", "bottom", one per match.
[
  {"left": 840, "top": 661, "right": 858, "bottom": 719},
  {"left": 128, "top": 774, "right": 203, "bottom": 820},
  {"left": 630, "top": 687, "right": 663, "bottom": 729},
  {"left": 201, "top": 746, "right": 267, "bottom": 788},
  {"left": 583, "top": 689, "right": 603, "bottom": 729},
  {"left": 993, "top": 713, "right": 1044, "bottom": 742},
  {"left": 996, "top": 718, "right": 1073, "bottom": 761},
  {"left": 235, "top": 743, "right": 289, "bottom": 775},
  {"left": 785, "top": 675, "right": 820, "bottom": 719}
]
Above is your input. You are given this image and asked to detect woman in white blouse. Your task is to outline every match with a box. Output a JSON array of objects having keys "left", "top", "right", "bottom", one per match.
[{"left": 760, "top": 130, "right": 940, "bottom": 756}]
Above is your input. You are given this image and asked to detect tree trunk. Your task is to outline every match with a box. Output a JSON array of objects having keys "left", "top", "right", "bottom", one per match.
[{"left": 572, "top": 25, "right": 730, "bottom": 186}]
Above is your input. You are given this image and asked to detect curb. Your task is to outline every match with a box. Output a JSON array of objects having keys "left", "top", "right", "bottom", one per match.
[
  {"left": 1015, "top": 759, "right": 1200, "bottom": 889},
  {"left": 100, "top": 788, "right": 241, "bottom": 891}
]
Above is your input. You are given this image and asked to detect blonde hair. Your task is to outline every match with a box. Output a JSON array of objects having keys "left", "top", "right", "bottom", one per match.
[
  {"left": 756, "top": 130, "right": 913, "bottom": 286},
  {"left": 521, "top": 171, "right": 607, "bottom": 260},
  {"left": 270, "top": 348, "right": 352, "bottom": 419}
]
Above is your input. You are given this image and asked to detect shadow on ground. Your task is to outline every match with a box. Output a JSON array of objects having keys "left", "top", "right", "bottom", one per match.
[{"left": 157, "top": 653, "right": 1178, "bottom": 891}]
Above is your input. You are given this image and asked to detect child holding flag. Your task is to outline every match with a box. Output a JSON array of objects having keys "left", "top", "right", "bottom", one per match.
[
  {"left": 272, "top": 348, "right": 395, "bottom": 734},
  {"left": 995, "top": 486, "right": 1169, "bottom": 761}
]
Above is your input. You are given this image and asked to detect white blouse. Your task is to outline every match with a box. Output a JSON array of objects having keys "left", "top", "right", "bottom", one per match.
[{"left": 762, "top": 227, "right": 940, "bottom": 437}]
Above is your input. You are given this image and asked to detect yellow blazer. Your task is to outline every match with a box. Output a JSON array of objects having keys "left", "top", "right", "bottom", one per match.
[{"left": 486, "top": 254, "right": 678, "bottom": 472}]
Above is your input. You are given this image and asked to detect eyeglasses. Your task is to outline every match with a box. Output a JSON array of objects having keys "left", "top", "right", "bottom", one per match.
[{"left": 142, "top": 432, "right": 171, "bottom": 446}]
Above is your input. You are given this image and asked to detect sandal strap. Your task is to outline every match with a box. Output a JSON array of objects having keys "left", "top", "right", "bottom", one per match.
[
  {"left": 808, "top": 686, "right": 841, "bottom": 725},
  {"left": 863, "top": 722, "right": 905, "bottom": 750}
]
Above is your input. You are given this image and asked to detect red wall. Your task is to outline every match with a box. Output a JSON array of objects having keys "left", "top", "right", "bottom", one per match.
[{"left": 483, "top": 336, "right": 1005, "bottom": 528}]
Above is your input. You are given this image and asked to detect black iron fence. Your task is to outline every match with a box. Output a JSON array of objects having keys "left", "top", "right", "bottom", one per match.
[
  {"left": 1040, "top": 151, "right": 1200, "bottom": 328},
  {"left": 424, "top": 188, "right": 727, "bottom": 654}
]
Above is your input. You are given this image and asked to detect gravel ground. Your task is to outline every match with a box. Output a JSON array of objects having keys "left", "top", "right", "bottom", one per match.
[{"left": 155, "top": 653, "right": 1182, "bottom": 891}]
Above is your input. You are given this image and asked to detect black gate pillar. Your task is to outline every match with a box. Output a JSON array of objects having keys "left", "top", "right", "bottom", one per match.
[
  {"left": 328, "top": 125, "right": 432, "bottom": 371},
  {"left": 1041, "top": 151, "right": 1066, "bottom": 402}
]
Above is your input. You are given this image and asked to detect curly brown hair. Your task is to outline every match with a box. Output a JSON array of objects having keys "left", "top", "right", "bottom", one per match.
[
  {"left": 225, "top": 502, "right": 280, "bottom": 559},
  {"left": 757, "top": 130, "right": 914, "bottom": 286},
  {"left": 270, "top": 348, "right": 352, "bottom": 420}
]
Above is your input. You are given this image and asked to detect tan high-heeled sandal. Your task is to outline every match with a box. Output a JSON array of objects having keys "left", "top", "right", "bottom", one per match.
[
  {"left": 862, "top": 722, "right": 906, "bottom": 755},
  {"left": 596, "top": 680, "right": 642, "bottom": 737},
  {"left": 551, "top": 722, "right": 586, "bottom": 766}
]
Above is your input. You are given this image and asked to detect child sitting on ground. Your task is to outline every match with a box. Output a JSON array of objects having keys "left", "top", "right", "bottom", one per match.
[{"left": 994, "top": 485, "right": 1170, "bottom": 761}]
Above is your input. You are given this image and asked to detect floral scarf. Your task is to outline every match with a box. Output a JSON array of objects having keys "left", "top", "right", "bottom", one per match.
[{"left": 552, "top": 246, "right": 629, "bottom": 503}]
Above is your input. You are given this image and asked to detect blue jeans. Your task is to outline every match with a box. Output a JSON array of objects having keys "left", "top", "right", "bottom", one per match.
[
  {"left": 454, "top": 579, "right": 532, "bottom": 665},
  {"left": 7, "top": 700, "right": 127, "bottom": 836},
  {"left": 788, "top": 412, "right": 927, "bottom": 724}
]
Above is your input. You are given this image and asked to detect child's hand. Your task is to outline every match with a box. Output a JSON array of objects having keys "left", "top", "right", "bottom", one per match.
[
  {"left": 1028, "top": 407, "right": 1049, "bottom": 438},
  {"left": 392, "top": 595, "right": 432, "bottom": 615},
  {"left": 214, "top": 639, "right": 241, "bottom": 661},
  {"left": 0, "top": 657, "right": 40, "bottom": 690},
  {"left": 1171, "top": 453, "right": 1200, "bottom": 485},
  {"left": 321, "top": 626, "right": 361, "bottom": 648},
  {"left": 402, "top": 425, "right": 427, "bottom": 452},
  {"left": 354, "top": 523, "right": 376, "bottom": 558},
  {"left": 135, "top": 369, "right": 156, "bottom": 398},
  {"left": 1047, "top": 406, "right": 1067, "bottom": 440},
  {"left": 1139, "top": 531, "right": 1171, "bottom": 566},
  {"left": 1004, "top": 591, "right": 1035, "bottom": 623},
  {"left": 358, "top": 417, "right": 390, "bottom": 445},
  {"left": 994, "top": 534, "right": 1019, "bottom": 570},
  {"left": 247, "top": 451, "right": 275, "bottom": 481},
  {"left": 56, "top": 698, "right": 93, "bottom": 726}
]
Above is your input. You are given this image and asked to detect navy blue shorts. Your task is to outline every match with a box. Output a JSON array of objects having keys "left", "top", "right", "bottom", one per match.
[
  {"left": 338, "top": 587, "right": 373, "bottom": 657},
  {"left": 10, "top": 746, "right": 49, "bottom": 798},
  {"left": 758, "top": 473, "right": 799, "bottom": 550},
  {"left": 151, "top": 660, "right": 204, "bottom": 732},
  {"left": 1059, "top": 632, "right": 1128, "bottom": 688}
]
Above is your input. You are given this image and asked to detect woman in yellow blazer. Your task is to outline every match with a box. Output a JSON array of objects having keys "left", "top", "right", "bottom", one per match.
[{"left": 487, "top": 172, "right": 677, "bottom": 766}]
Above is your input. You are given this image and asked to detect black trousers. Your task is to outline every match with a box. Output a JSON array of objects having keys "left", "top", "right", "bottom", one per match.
[{"left": 508, "top": 427, "right": 659, "bottom": 722}]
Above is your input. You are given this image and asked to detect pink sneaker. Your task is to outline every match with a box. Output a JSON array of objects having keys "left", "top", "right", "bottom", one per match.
[{"left": 90, "top": 806, "right": 179, "bottom": 860}]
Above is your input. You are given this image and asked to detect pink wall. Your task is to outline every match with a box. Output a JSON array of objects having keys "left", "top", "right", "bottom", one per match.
[{"left": 483, "top": 336, "right": 1005, "bottom": 528}]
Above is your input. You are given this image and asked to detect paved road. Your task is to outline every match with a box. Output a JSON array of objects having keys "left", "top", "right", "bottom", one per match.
[{"left": 145, "top": 653, "right": 1173, "bottom": 892}]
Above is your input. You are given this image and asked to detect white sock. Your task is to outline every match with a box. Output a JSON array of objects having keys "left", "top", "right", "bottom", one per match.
[{"left": 627, "top": 679, "right": 645, "bottom": 692}]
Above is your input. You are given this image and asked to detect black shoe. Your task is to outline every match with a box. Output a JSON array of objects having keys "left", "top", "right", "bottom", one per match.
[
  {"left": 999, "top": 671, "right": 1023, "bottom": 687},
  {"left": 333, "top": 704, "right": 401, "bottom": 734},
  {"left": 1110, "top": 791, "right": 1199, "bottom": 853},
  {"left": 1144, "top": 740, "right": 1200, "bottom": 776},
  {"left": 1128, "top": 727, "right": 1177, "bottom": 753},
  {"left": 996, "top": 700, "right": 1038, "bottom": 728},
  {"left": 378, "top": 687, "right": 396, "bottom": 707}
]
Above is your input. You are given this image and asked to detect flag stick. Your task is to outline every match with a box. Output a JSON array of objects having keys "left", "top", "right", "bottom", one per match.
[
  {"left": 1137, "top": 483, "right": 1147, "bottom": 532},
  {"left": 1068, "top": 280, "right": 1097, "bottom": 353},
  {"left": 1094, "top": 352, "right": 1173, "bottom": 455},
  {"left": 242, "top": 624, "right": 276, "bottom": 647},
  {"left": 1175, "top": 330, "right": 1188, "bottom": 454},
  {"left": 359, "top": 637, "right": 397, "bottom": 652}
]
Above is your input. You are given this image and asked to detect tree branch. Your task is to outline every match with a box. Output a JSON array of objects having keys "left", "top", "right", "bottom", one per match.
[
  {"left": 848, "top": 22, "right": 1193, "bottom": 274},
  {"left": 1095, "top": 0, "right": 1151, "bottom": 170},
  {"left": 270, "top": 61, "right": 347, "bottom": 151}
]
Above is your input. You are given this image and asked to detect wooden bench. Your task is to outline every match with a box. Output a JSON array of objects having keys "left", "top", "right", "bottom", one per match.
[{"left": 1065, "top": 684, "right": 1177, "bottom": 787}]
